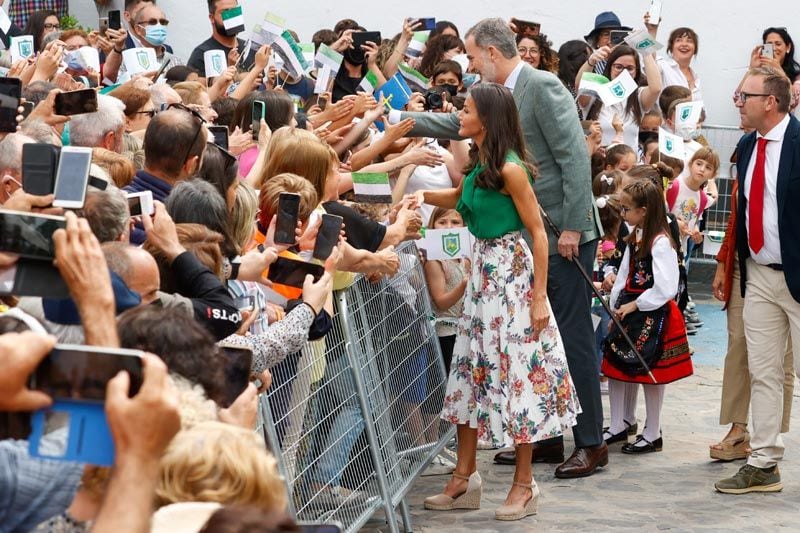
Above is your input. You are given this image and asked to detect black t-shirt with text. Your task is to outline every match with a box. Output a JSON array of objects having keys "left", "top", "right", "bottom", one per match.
[{"left": 187, "top": 36, "right": 256, "bottom": 74}]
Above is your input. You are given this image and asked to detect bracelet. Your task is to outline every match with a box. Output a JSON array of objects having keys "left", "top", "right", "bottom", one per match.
[
  {"left": 229, "top": 260, "right": 240, "bottom": 280},
  {"left": 113, "top": 47, "right": 123, "bottom": 54},
  {"left": 587, "top": 59, "right": 596, "bottom": 68}
]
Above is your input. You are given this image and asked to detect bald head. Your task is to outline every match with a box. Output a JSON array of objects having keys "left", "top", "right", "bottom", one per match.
[
  {"left": 143, "top": 108, "right": 207, "bottom": 181},
  {"left": 102, "top": 243, "right": 161, "bottom": 305}
]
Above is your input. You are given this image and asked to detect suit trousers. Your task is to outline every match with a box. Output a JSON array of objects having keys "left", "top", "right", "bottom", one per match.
[
  {"left": 539, "top": 239, "right": 603, "bottom": 448},
  {"left": 719, "top": 258, "right": 794, "bottom": 430},
  {"left": 744, "top": 260, "right": 800, "bottom": 469}
]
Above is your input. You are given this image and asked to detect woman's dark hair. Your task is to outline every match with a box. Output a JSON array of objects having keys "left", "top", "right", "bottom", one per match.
[
  {"left": 233, "top": 90, "right": 294, "bottom": 134},
  {"left": 211, "top": 97, "right": 239, "bottom": 130},
  {"left": 200, "top": 507, "right": 299, "bottom": 533},
  {"left": 622, "top": 179, "right": 675, "bottom": 258},
  {"left": 198, "top": 143, "right": 239, "bottom": 203},
  {"left": 557, "top": 40, "right": 591, "bottom": 91},
  {"left": 763, "top": 27, "right": 800, "bottom": 81},
  {"left": 667, "top": 27, "right": 699, "bottom": 57},
  {"left": 429, "top": 20, "right": 460, "bottom": 40},
  {"left": 464, "top": 83, "right": 537, "bottom": 190},
  {"left": 588, "top": 45, "right": 643, "bottom": 126},
  {"left": 165, "top": 65, "right": 200, "bottom": 85},
  {"left": 419, "top": 35, "right": 465, "bottom": 78},
  {"left": 516, "top": 33, "right": 559, "bottom": 73},
  {"left": 117, "top": 305, "right": 227, "bottom": 405},
  {"left": 23, "top": 10, "right": 58, "bottom": 52},
  {"left": 166, "top": 179, "right": 239, "bottom": 257}
]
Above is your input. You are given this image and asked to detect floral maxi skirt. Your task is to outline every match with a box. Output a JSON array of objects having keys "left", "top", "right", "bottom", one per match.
[{"left": 441, "top": 232, "right": 581, "bottom": 448}]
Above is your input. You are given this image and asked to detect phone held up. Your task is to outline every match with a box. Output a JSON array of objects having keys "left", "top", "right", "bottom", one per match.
[{"left": 252, "top": 100, "right": 266, "bottom": 141}]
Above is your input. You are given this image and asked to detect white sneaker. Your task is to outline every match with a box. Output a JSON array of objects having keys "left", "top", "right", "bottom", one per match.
[
  {"left": 422, "top": 455, "right": 456, "bottom": 476},
  {"left": 477, "top": 440, "right": 499, "bottom": 450}
]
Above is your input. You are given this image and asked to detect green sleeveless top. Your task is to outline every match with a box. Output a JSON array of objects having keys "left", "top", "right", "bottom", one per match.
[{"left": 456, "top": 152, "right": 534, "bottom": 239}]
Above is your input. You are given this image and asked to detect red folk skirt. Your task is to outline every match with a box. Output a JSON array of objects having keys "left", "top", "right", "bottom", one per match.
[{"left": 602, "top": 300, "right": 693, "bottom": 385}]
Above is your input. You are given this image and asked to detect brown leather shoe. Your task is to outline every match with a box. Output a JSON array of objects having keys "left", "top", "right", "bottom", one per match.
[
  {"left": 493, "top": 441, "right": 565, "bottom": 465},
  {"left": 554, "top": 443, "right": 609, "bottom": 479}
]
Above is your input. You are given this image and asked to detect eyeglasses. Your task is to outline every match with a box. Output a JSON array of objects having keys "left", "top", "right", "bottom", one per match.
[
  {"left": 611, "top": 63, "right": 636, "bottom": 74},
  {"left": 168, "top": 103, "right": 207, "bottom": 165},
  {"left": 135, "top": 109, "right": 158, "bottom": 117},
  {"left": 44, "top": 23, "right": 61, "bottom": 30},
  {"left": 137, "top": 18, "right": 170, "bottom": 26},
  {"left": 517, "top": 47, "right": 540, "bottom": 56},
  {"left": 735, "top": 92, "right": 779, "bottom": 105}
]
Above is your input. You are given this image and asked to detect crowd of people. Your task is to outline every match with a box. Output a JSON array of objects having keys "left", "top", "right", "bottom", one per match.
[{"left": 1, "top": 0, "right": 800, "bottom": 530}]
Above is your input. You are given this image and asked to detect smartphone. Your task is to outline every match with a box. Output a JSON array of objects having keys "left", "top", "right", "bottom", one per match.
[
  {"left": 647, "top": 0, "right": 663, "bottom": 22},
  {"left": 30, "top": 345, "right": 145, "bottom": 400},
  {"left": 53, "top": 146, "right": 93, "bottom": 209},
  {"left": 0, "top": 210, "right": 66, "bottom": 259},
  {"left": 98, "top": 17, "right": 109, "bottom": 36},
  {"left": 275, "top": 192, "right": 300, "bottom": 245},
  {"left": 218, "top": 346, "right": 254, "bottom": 407},
  {"left": 267, "top": 256, "right": 325, "bottom": 289},
  {"left": 0, "top": 77, "right": 22, "bottom": 133},
  {"left": 511, "top": 18, "right": 541, "bottom": 37},
  {"left": 312, "top": 213, "right": 343, "bottom": 261},
  {"left": 153, "top": 57, "right": 172, "bottom": 81},
  {"left": 208, "top": 125, "right": 229, "bottom": 150},
  {"left": 761, "top": 43, "right": 774, "bottom": 59},
  {"left": 22, "top": 143, "right": 60, "bottom": 196},
  {"left": 108, "top": 10, "right": 121, "bottom": 31},
  {"left": 252, "top": 100, "right": 265, "bottom": 141},
  {"left": 0, "top": 258, "right": 70, "bottom": 298},
  {"left": 126, "top": 191, "right": 154, "bottom": 217},
  {"left": 233, "top": 295, "right": 255, "bottom": 312},
  {"left": 416, "top": 18, "right": 436, "bottom": 32},
  {"left": 55, "top": 89, "right": 98, "bottom": 116},
  {"left": 21, "top": 101, "right": 35, "bottom": 120},
  {"left": 352, "top": 31, "right": 382, "bottom": 49},
  {"left": 610, "top": 30, "right": 629, "bottom": 46}
]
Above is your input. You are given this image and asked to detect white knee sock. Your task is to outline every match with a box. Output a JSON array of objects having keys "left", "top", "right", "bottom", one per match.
[
  {"left": 624, "top": 382, "right": 639, "bottom": 426},
  {"left": 640, "top": 384, "right": 666, "bottom": 444},
  {"left": 607, "top": 379, "right": 628, "bottom": 434}
]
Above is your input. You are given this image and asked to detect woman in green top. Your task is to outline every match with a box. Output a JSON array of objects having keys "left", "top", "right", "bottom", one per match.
[{"left": 412, "top": 83, "right": 580, "bottom": 521}]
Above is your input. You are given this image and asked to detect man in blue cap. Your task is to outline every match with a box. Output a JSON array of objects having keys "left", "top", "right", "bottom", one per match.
[{"left": 584, "top": 11, "right": 632, "bottom": 73}]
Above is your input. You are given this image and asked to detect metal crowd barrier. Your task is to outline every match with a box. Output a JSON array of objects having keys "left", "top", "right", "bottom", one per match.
[
  {"left": 255, "top": 241, "right": 456, "bottom": 533},
  {"left": 691, "top": 124, "right": 744, "bottom": 262}
]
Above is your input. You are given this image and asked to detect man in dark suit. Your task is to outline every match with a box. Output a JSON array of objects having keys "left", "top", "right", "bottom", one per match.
[
  {"left": 716, "top": 66, "right": 800, "bottom": 494},
  {"left": 389, "top": 18, "right": 606, "bottom": 478}
]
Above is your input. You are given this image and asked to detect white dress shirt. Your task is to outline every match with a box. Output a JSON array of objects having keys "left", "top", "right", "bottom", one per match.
[
  {"left": 744, "top": 114, "right": 790, "bottom": 265},
  {"left": 657, "top": 56, "right": 703, "bottom": 103},
  {"left": 610, "top": 233, "right": 679, "bottom": 312}
]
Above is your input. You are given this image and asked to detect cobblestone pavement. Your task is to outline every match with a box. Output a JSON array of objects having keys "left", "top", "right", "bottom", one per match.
[{"left": 363, "top": 301, "right": 800, "bottom": 532}]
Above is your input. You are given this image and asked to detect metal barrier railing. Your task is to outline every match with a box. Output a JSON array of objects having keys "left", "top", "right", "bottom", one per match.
[
  {"left": 691, "top": 124, "right": 744, "bottom": 262},
  {"left": 256, "top": 241, "right": 456, "bottom": 533}
]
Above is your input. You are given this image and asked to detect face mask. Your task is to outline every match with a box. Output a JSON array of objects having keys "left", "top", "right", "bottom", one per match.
[
  {"left": 143, "top": 24, "right": 168, "bottom": 46},
  {"left": 343, "top": 47, "right": 365, "bottom": 66},
  {"left": 638, "top": 131, "right": 658, "bottom": 145},
  {"left": 462, "top": 73, "right": 480, "bottom": 89},
  {"left": 65, "top": 50, "right": 86, "bottom": 72},
  {"left": 676, "top": 124, "right": 699, "bottom": 141},
  {"left": 437, "top": 84, "right": 459, "bottom": 97}
]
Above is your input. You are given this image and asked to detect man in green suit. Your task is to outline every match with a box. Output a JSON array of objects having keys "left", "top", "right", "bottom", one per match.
[{"left": 389, "top": 18, "right": 606, "bottom": 478}]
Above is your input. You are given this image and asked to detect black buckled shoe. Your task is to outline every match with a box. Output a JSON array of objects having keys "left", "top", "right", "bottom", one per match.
[
  {"left": 621, "top": 434, "right": 663, "bottom": 454},
  {"left": 603, "top": 420, "right": 638, "bottom": 444}
]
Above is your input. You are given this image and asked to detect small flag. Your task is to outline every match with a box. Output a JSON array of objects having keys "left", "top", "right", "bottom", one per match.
[
  {"left": 398, "top": 63, "right": 429, "bottom": 92},
  {"left": 122, "top": 47, "right": 158, "bottom": 75},
  {"left": 358, "top": 70, "right": 380, "bottom": 95},
  {"left": 271, "top": 30, "right": 308, "bottom": 78},
  {"left": 352, "top": 172, "right": 393, "bottom": 203},
  {"left": 675, "top": 100, "right": 704, "bottom": 140},
  {"left": 260, "top": 11, "right": 285, "bottom": 39},
  {"left": 204, "top": 49, "right": 227, "bottom": 78},
  {"left": 578, "top": 72, "right": 610, "bottom": 97},
  {"left": 419, "top": 227, "right": 474, "bottom": 260},
  {"left": 659, "top": 127, "right": 686, "bottom": 160},
  {"left": 624, "top": 28, "right": 664, "bottom": 55},
  {"left": 10, "top": 35, "right": 33, "bottom": 63},
  {"left": 221, "top": 5, "right": 245, "bottom": 35},
  {"left": 299, "top": 42, "right": 315, "bottom": 66},
  {"left": 249, "top": 24, "right": 268, "bottom": 46},
  {"left": 314, "top": 65, "right": 332, "bottom": 94},
  {"left": 405, "top": 31, "right": 430, "bottom": 58},
  {"left": 598, "top": 69, "right": 638, "bottom": 106},
  {"left": 314, "top": 43, "right": 344, "bottom": 74},
  {"left": 374, "top": 74, "right": 413, "bottom": 110}
]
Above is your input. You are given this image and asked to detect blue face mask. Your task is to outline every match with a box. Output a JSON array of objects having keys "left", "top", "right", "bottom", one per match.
[
  {"left": 65, "top": 51, "right": 85, "bottom": 72},
  {"left": 462, "top": 73, "right": 481, "bottom": 89},
  {"left": 143, "top": 24, "right": 168, "bottom": 46}
]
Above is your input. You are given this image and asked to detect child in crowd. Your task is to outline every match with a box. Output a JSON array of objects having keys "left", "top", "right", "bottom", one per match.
[
  {"left": 602, "top": 179, "right": 693, "bottom": 454},
  {"left": 666, "top": 147, "right": 720, "bottom": 261},
  {"left": 659, "top": 154, "right": 685, "bottom": 187},
  {"left": 423, "top": 207, "right": 469, "bottom": 375},
  {"left": 604, "top": 144, "right": 637, "bottom": 173}
]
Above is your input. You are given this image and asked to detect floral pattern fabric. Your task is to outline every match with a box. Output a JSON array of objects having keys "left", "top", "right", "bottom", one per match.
[{"left": 441, "top": 232, "right": 581, "bottom": 447}]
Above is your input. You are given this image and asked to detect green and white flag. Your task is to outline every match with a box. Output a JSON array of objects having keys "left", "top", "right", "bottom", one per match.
[
  {"left": 314, "top": 43, "right": 344, "bottom": 74},
  {"left": 675, "top": 100, "right": 704, "bottom": 140},
  {"left": 271, "top": 30, "right": 309, "bottom": 78},
  {"left": 314, "top": 65, "right": 332, "bottom": 94},
  {"left": 420, "top": 227, "right": 473, "bottom": 260},
  {"left": 398, "top": 63, "right": 429, "bottom": 92},
  {"left": 221, "top": 5, "right": 245, "bottom": 35},
  {"left": 299, "top": 42, "right": 315, "bottom": 66},
  {"left": 352, "top": 172, "right": 392, "bottom": 203},
  {"left": 578, "top": 72, "right": 610, "bottom": 97},
  {"left": 260, "top": 11, "right": 286, "bottom": 41},
  {"left": 405, "top": 31, "right": 430, "bottom": 58},
  {"left": 598, "top": 69, "right": 638, "bottom": 106},
  {"left": 358, "top": 70, "right": 380, "bottom": 95},
  {"left": 658, "top": 127, "right": 686, "bottom": 160},
  {"left": 624, "top": 28, "right": 664, "bottom": 55}
]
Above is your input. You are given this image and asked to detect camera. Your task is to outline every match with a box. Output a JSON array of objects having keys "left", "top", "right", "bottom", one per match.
[{"left": 423, "top": 89, "right": 444, "bottom": 111}]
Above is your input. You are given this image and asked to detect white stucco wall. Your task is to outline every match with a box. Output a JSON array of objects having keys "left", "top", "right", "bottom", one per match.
[{"left": 71, "top": 0, "right": 800, "bottom": 126}]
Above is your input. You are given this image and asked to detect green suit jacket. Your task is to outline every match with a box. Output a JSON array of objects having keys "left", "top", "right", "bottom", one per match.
[{"left": 401, "top": 63, "right": 601, "bottom": 256}]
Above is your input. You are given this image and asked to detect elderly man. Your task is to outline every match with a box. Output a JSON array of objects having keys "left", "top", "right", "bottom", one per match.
[
  {"left": 716, "top": 67, "right": 800, "bottom": 494},
  {"left": 0, "top": 133, "right": 35, "bottom": 204},
  {"left": 391, "top": 18, "right": 604, "bottom": 478},
  {"left": 69, "top": 94, "right": 127, "bottom": 153}
]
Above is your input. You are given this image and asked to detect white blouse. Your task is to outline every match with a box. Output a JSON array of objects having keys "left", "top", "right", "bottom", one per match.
[{"left": 610, "top": 234, "right": 679, "bottom": 312}]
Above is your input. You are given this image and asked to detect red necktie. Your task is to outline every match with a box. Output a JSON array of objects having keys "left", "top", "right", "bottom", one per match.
[{"left": 749, "top": 137, "right": 769, "bottom": 253}]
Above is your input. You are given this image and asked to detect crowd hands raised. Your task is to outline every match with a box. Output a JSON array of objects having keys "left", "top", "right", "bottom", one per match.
[{"left": 1, "top": 0, "right": 800, "bottom": 530}]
